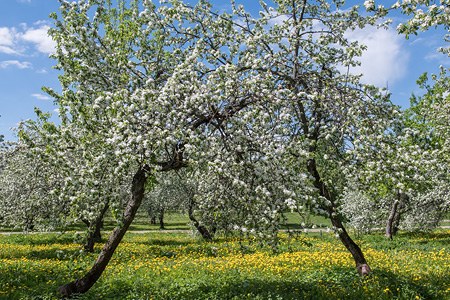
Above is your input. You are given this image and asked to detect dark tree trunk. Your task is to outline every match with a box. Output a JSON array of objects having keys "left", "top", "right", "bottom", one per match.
[
  {"left": 84, "top": 203, "right": 109, "bottom": 253},
  {"left": 24, "top": 216, "right": 35, "bottom": 232},
  {"left": 394, "top": 193, "right": 408, "bottom": 234},
  {"left": 386, "top": 199, "right": 399, "bottom": 239},
  {"left": 188, "top": 199, "right": 213, "bottom": 241},
  {"left": 158, "top": 208, "right": 165, "bottom": 229},
  {"left": 147, "top": 206, "right": 157, "bottom": 224},
  {"left": 386, "top": 192, "right": 408, "bottom": 238},
  {"left": 307, "top": 158, "right": 371, "bottom": 275},
  {"left": 392, "top": 210, "right": 401, "bottom": 236},
  {"left": 58, "top": 166, "right": 148, "bottom": 297}
]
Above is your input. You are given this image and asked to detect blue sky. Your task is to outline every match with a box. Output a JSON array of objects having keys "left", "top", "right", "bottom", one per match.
[{"left": 0, "top": 0, "right": 448, "bottom": 141}]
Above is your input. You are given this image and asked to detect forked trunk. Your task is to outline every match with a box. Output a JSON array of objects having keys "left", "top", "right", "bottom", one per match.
[
  {"left": 58, "top": 167, "right": 148, "bottom": 297},
  {"left": 307, "top": 158, "right": 370, "bottom": 275}
]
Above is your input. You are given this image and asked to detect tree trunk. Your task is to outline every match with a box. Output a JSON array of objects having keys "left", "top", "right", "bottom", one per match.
[
  {"left": 58, "top": 166, "right": 148, "bottom": 297},
  {"left": 392, "top": 193, "right": 408, "bottom": 235},
  {"left": 147, "top": 206, "right": 157, "bottom": 224},
  {"left": 307, "top": 158, "right": 371, "bottom": 275},
  {"left": 329, "top": 211, "right": 371, "bottom": 275},
  {"left": 188, "top": 199, "right": 213, "bottom": 241},
  {"left": 386, "top": 192, "right": 408, "bottom": 239},
  {"left": 386, "top": 199, "right": 399, "bottom": 239},
  {"left": 392, "top": 210, "right": 401, "bottom": 236},
  {"left": 84, "top": 203, "right": 109, "bottom": 253},
  {"left": 158, "top": 207, "right": 165, "bottom": 229}
]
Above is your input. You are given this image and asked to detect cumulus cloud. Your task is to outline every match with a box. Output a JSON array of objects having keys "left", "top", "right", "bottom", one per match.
[
  {"left": 0, "top": 60, "right": 32, "bottom": 69},
  {"left": 0, "top": 23, "right": 56, "bottom": 56},
  {"left": 345, "top": 26, "right": 409, "bottom": 87},
  {"left": 21, "top": 25, "right": 56, "bottom": 54},
  {"left": 31, "top": 93, "right": 52, "bottom": 101},
  {"left": 0, "top": 27, "right": 20, "bottom": 55}
]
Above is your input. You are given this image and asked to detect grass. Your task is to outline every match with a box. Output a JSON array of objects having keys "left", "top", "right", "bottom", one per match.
[
  {"left": 281, "top": 212, "right": 331, "bottom": 229},
  {"left": 62, "top": 211, "right": 192, "bottom": 232},
  {"left": 0, "top": 229, "right": 449, "bottom": 299},
  {"left": 0, "top": 210, "right": 331, "bottom": 233},
  {"left": 2, "top": 208, "right": 447, "bottom": 234}
]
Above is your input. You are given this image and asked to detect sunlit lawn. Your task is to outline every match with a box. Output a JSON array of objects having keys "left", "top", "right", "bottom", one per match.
[{"left": 0, "top": 229, "right": 449, "bottom": 300}]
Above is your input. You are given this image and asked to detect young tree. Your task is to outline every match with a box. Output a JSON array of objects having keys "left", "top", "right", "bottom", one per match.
[{"left": 143, "top": 173, "right": 186, "bottom": 230}]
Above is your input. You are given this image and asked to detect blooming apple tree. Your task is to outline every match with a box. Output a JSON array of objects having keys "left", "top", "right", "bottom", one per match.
[{"left": 16, "top": 0, "right": 408, "bottom": 295}]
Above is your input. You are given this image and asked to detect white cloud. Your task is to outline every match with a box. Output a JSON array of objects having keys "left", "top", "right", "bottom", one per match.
[
  {"left": 424, "top": 45, "right": 450, "bottom": 66},
  {"left": 0, "top": 28, "right": 15, "bottom": 46},
  {"left": 36, "top": 68, "right": 48, "bottom": 74},
  {"left": 21, "top": 25, "right": 56, "bottom": 54},
  {"left": 17, "top": 0, "right": 32, "bottom": 3},
  {"left": 0, "top": 60, "right": 32, "bottom": 69},
  {"left": 0, "top": 27, "right": 20, "bottom": 55},
  {"left": 31, "top": 93, "right": 52, "bottom": 101},
  {"left": 0, "top": 24, "right": 56, "bottom": 56},
  {"left": 345, "top": 26, "right": 409, "bottom": 87}
]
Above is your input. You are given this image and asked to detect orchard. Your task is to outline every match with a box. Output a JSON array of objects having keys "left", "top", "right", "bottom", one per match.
[{"left": 0, "top": 0, "right": 448, "bottom": 299}]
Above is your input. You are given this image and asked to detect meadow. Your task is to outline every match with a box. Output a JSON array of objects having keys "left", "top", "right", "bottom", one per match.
[{"left": 0, "top": 228, "right": 449, "bottom": 299}]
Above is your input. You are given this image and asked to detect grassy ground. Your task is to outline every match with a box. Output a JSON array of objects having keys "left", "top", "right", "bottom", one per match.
[
  {"left": 0, "top": 229, "right": 448, "bottom": 300},
  {"left": 0, "top": 211, "right": 331, "bottom": 233},
  {"left": 2, "top": 210, "right": 448, "bottom": 233}
]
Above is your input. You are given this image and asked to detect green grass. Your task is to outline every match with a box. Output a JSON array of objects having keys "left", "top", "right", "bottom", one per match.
[
  {"left": 281, "top": 212, "right": 332, "bottom": 229},
  {"left": 0, "top": 210, "right": 331, "bottom": 233},
  {"left": 60, "top": 211, "right": 192, "bottom": 232},
  {"left": 0, "top": 230, "right": 449, "bottom": 300}
]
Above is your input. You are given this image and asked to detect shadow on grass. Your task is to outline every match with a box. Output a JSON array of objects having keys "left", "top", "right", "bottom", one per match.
[
  {"left": 0, "top": 233, "right": 78, "bottom": 246},
  {"left": 361, "top": 231, "right": 450, "bottom": 251},
  {"left": 78, "top": 267, "right": 449, "bottom": 300},
  {"left": 138, "top": 238, "right": 194, "bottom": 247}
]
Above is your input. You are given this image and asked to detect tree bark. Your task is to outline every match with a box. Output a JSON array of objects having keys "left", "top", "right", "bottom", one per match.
[
  {"left": 386, "top": 192, "right": 408, "bottom": 238},
  {"left": 307, "top": 158, "right": 371, "bottom": 275},
  {"left": 58, "top": 166, "right": 148, "bottom": 297},
  {"left": 386, "top": 199, "right": 399, "bottom": 239},
  {"left": 84, "top": 203, "right": 109, "bottom": 253},
  {"left": 158, "top": 207, "right": 165, "bottom": 229},
  {"left": 393, "top": 192, "right": 408, "bottom": 235},
  {"left": 188, "top": 198, "right": 213, "bottom": 241}
]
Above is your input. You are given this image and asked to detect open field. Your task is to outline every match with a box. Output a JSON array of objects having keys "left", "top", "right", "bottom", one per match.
[{"left": 0, "top": 229, "right": 449, "bottom": 300}]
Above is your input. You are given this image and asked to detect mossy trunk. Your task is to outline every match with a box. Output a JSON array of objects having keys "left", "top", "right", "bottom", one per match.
[{"left": 58, "top": 167, "right": 148, "bottom": 297}]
